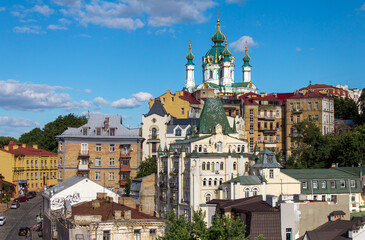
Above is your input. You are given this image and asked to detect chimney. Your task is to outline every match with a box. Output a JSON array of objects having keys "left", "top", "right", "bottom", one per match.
[
  {"left": 33, "top": 145, "right": 38, "bottom": 149},
  {"left": 104, "top": 117, "right": 109, "bottom": 131},
  {"left": 124, "top": 210, "right": 131, "bottom": 220},
  {"left": 97, "top": 192, "right": 107, "bottom": 200},
  {"left": 92, "top": 200, "right": 100, "bottom": 209},
  {"left": 260, "top": 92, "right": 266, "bottom": 97},
  {"left": 114, "top": 210, "right": 122, "bottom": 220},
  {"left": 13, "top": 145, "right": 18, "bottom": 150}
]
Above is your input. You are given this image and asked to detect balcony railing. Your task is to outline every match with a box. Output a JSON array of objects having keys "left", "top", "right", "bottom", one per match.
[
  {"left": 258, "top": 115, "right": 276, "bottom": 121},
  {"left": 169, "top": 181, "right": 177, "bottom": 188},
  {"left": 160, "top": 168, "right": 168, "bottom": 175},
  {"left": 159, "top": 196, "right": 167, "bottom": 202},
  {"left": 292, "top": 108, "right": 303, "bottom": 114},
  {"left": 78, "top": 163, "right": 89, "bottom": 171},
  {"left": 120, "top": 151, "right": 130, "bottom": 158},
  {"left": 263, "top": 140, "right": 278, "bottom": 144},
  {"left": 13, "top": 167, "right": 25, "bottom": 171},
  {"left": 159, "top": 182, "right": 167, "bottom": 188},
  {"left": 78, "top": 150, "right": 89, "bottom": 157}
]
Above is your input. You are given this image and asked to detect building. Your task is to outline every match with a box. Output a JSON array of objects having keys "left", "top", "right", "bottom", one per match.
[
  {"left": 301, "top": 215, "right": 365, "bottom": 240},
  {"left": 298, "top": 84, "right": 351, "bottom": 98},
  {"left": 56, "top": 193, "right": 165, "bottom": 240},
  {"left": 157, "top": 98, "right": 255, "bottom": 221},
  {"left": 0, "top": 141, "right": 58, "bottom": 194},
  {"left": 42, "top": 176, "right": 119, "bottom": 239},
  {"left": 282, "top": 168, "right": 363, "bottom": 212},
  {"left": 56, "top": 115, "right": 143, "bottom": 193},
  {"left": 285, "top": 92, "right": 334, "bottom": 157},
  {"left": 130, "top": 173, "right": 157, "bottom": 216},
  {"left": 207, "top": 195, "right": 281, "bottom": 240}
]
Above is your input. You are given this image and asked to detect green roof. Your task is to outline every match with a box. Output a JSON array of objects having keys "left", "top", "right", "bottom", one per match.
[
  {"left": 205, "top": 44, "right": 225, "bottom": 64},
  {"left": 173, "top": 135, "right": 212, "bottom": 144},
  {"left": 231, "top": 82, "right": 250, "bottom": 88},
  {"left": 281, "top": 168, "right": 360, "bottom": 180},
  {"left": 252, "top": 149, "right": 282, "bottom": 169},
  {"left": 186, "top": 41, "right": 195, "bottom": 66},
  {"left": 198, "top": 98, "right": 234, "bottom": 134},
  {"left": 225, "top": 175, "right": 262, "bottom": 185},
  {"left": 185, "top": 152, "right": 256, "bottom": 159},
  {"left": 211, "top": 19, "right": 226, "bottom": 43}
]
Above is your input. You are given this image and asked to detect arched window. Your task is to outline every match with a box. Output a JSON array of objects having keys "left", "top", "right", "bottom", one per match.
[
  {"left": 217, "top": 141, "right": 223, "bottom": 153},
  {"left": 214, "top": 178, "right": 217, "bottom": 186},
  {"left": 206, "top": 193, "right": 212, "bottom": 202},
  {"left": 198, "top": 145, "right": 202, "bottom": 152},
  {"left": 242, "top": 145, "right": 245, "bottom": 153},
  {"left": 220, "top": 162, "right": 224, "bottom": 170},
  {"left": 152, "top": 128, "right": 157, "bottom": 139},
  {"left": 194, "top": 145, "right": 198, "bottom": 152},
  {"left": 244, "top": 188, "right": 250, "bottom": 198},
  {"left": 207, "top": 162, "right": 210, "bottom": 170},
  {"left": 233, "top": 162, "right": 237, "bottom": 170},
  {"left": 245, "top": 162, "right": 249, "bottom": 172},
  {"left": 252, "top": 187, "right": 258, "bottom": 196},
  {"left": 237, "top": 145, "right": 241, "bottom": 153},
  {"left": 175, "top": 128, "right": 182, "bottom": 136},
  {"left": 216, "top": 162, "right": 219, "bottom": 171},
  {"left": 219, "top": 178, "right": 223, "bottom": 185},
  {"left": 209, "top": 70, "right": 213, "bottom": 79},
  {"left": 202, "top": 162, "right": 206, "bottom": 170},
  {"left": 224, "top": 187, "right": 229, "bottom": 199},
  {"left": 203, "top": 145, "right": 208, "bottom": 152},
  {"left": 208, "top": 178, "right": 212, "bottom": 186},
  {"left": 203, "top": 178, "right": 207, "bottom": 186}
]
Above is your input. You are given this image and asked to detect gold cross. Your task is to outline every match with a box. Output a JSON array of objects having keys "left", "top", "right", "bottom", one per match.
[{"left": 217, "top": 10, "right": 220, "bottom": 19}]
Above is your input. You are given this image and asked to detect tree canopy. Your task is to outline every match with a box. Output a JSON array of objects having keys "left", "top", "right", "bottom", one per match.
[
  {"left": 0, "top": 136, "right": 17, "bottom": 148},
  {"left": 332, "top": 96, "right": 359, "bottom": 122},
  {"left": 136, "top": 156, "right": 157, "bottom": 178}
]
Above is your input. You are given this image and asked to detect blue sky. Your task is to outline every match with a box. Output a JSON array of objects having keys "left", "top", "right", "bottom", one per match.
[{"left": 0, "top": 0, "right": 365, "bottom": 138}]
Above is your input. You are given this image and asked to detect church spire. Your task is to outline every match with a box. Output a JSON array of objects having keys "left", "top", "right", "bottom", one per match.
[
  {"left": 186, "top": 39, "right": 195, "bottom": 65},
  {"left": 185, "top": 39, "right": 195, "bottom": 92},
  {"left": 211, "top": 11, "right": 226, "bottom": 45},
  {"left": 242, "top": 41, "right": 251, "bottom": 66}
]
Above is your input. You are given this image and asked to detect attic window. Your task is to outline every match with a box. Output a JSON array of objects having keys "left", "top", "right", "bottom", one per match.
[
  {"left": 175, "top": 128, "right": 182, "bottom": 136},
  {"left": 82, "top": 128, "right": 88, "bottom": 136},
  {"left": 110, "top": 128, "right": 115, "bottom": 136},
  {"left": 267, "top": 156, "right": 273, "bottom": 163},
  {"left": 96, "top": 128, "right": 101, "bottom": 136}
]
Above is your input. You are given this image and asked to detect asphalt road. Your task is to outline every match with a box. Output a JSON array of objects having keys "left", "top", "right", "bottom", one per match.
[{"left": 0, "top": 194, "right": 43, "bottom": 240}]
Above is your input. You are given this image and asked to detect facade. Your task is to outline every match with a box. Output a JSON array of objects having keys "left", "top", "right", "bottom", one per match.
[
  {"left": 299, "top": 84, "right": 351, "bottom": 98},
  {"left": 56, "top": 115, "right": 143, "bottom": 193},
  {"left": 157, "top": 98, "right": 254, "bottom": 220},
  {"left": 130, "top": 173, "right": 156, "bottom": 216},
  {"left": 0, "top": 141, "right": 58, "bottom": 194},
  {"left": 285, "top": 92, "right": 334, "bottom": 157},
  {"left": 282, "top": 168, "right": 363, "bottom": 212},
  {"left": 56, "top": 194, "right": 164, "bottom": 240}
]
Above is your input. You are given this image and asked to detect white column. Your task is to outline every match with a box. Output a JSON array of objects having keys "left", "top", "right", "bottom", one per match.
[
  {"left": 185, "top": 65, "right": 195, "bottom": 91},
  {"left": 230, "top": 182, "right": 234, "bottom": 200},
  {"left": 243, "top": 66, "right": 251, "bottom": 83},
  {"left": 262, "top": 181, "right": 266, "bottom": 201},
  {"left": 239, "top": 156, "right": 244, "bottom": 176},
  {"left": 227, "top": 156, "right": 232, "bottom": 180},
  {"left": 236, "top": 182, "right": 241, "bottom": 199},
  {"left": 194, "top": 159, "right": 200, "bottom": 210}
]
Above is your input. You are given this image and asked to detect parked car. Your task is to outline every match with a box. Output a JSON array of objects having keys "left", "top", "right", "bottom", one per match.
[
  {"left": 11, "top": 202, "right": 20, "bottom": 209},
  {"left": 26, "top": 191, "right": 36, "bottom": 199},
  {"left": 14, "top": 196, "right": 29, "bottom": 202},
  {"left": 18, "top": 227, "right": 31, "bottom": 236},
  {"left": 0, "top": 216, "right": 6, "bottom": 226}
]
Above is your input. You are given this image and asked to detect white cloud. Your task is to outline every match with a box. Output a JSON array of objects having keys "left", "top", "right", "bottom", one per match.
[
  {"left": 132, "top": 92, "right": 153, "bottom": 102},
  {"left": 13, "top": 25, "right": 44, "bottom": 34},
  {"left": 229, "top": 36, "right": 257, "bottom": 53},
  {"left": 0, "top": 7, "right": 6, "bottom": 12},
  {"left": 84, "top": 89, "right": 92, "bottom": 93},
  {"left": 0, "top": 116, "right": 38, "bottom": 127},
  {"left": 47, "top": 24, "right": 68, "bottom": 30},
  {"left": 91, "top": 92, "right": 152, "bottom": 109},
  {"left": 296, "top": 47, "right": 302, "bottom": 52},
  {"left": 93, "top": 97, "right": 109, "bottom": 105},
  {"left": 77, "top": 34, "right": 92, "bottom": 38},
  {"left": 53, "top": 0, "right": 217, "bottom": 30},
  {"left": 226, "top": 0, "right": 247, "bottom": 3},
  {"left": 0, "top": 79, "right": 91, "bottom": 111},
  {"left": 32, "top": 5, "right": 54, "bottom": 16},
  {"left": 361, "top": 3, "right": 365, "bottom": 10}
]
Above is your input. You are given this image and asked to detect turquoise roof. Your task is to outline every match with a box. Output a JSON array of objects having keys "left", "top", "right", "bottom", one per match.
[
  {"left": 231, "top": 82, "right": 250, "bottom": 88},
  {"left": 198, "top": 98, "right": 234, "bottom": 134},
  {"left": 252, "top": 149, "right": 283, "bottom": 169},
  {"left": 225, "top": 175, "right": 262, "bottom": 185},
  {"left": 186, "top": 41, "right": 195, "bottom": 66},
  {"left": 242, "top": 45, "right": 251, "bottom": 67},
  {"left": 221, "top": 40, "right": 232, "bottom": 62},
  {"left": 205, "top": 44, "right": 225, "bottom": 64},
  {"left": 211, "top": 19, "right": 226, "bottom": 43}
]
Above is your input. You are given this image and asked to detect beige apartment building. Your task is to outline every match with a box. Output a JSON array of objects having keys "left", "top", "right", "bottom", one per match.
[{"left": 56, "top": 115, "right": 143, "bottom": 193}]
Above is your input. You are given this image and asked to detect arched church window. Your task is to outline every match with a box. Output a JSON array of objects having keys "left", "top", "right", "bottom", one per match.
[
  {"left": 152, "top": 128, "right": 157, "bottom": 139},
  {"left": 252, "top": 187, "right": 258, "bottom": 196},
  {"left": 220, "top": 162, "right": 224, "bottom": 170},
  {"left": 217, "top": 141, "right": 223, "bottom": 153},
  {"left": 244, "top": 188, "right": 250, "bottom": 198},
  {"left": 202, "top": 162, "right": 206, "bottom": 170},
  {"left": 233, "top": 162, "right": 237, "bottom": 170},
  {"left": 209, "top": 70, "right": 213, "bottom": 79},
  {"left": 207, "top": 162, "right": 210, "bottom": 170},
  {"left": 205, "top": 193, "right": 212, "bottom": 202},
  {"left": 203, "top": 178, "right": 207, "bottom": 186},
  {"left": 175, "top": 128, "right": 182, "bottom": 136}
]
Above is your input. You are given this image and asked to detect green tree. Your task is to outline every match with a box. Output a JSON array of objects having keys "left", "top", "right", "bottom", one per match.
[
  {"left": 358, "top": 89, "right": 365, "bottom": 124},
  {"left": 136, "top": 156, "right": 157, "bottom": 178},
  {"left": 255, "top": 234, "right": 266, "bottom": 240},
  {"left": 159, "top": 211, "right": 194, "bottom": 240},
  {"left": 18, "top": 128, "right": 43, "bottom": 146},
  {"left": 0, "top": 136, "right": 17, "bottom": 148},
  {"left": 123, "top": 176, "right": 132, "bottom": 196},
  {"left": 332, "top": 96, "right": 359, "bottom": 122},
  {"left": 208, "top": 214, "right": 248, "bottom": 240}
]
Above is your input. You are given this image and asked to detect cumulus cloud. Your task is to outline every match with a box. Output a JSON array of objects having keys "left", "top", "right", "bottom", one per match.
[
  {"left": 0, "top": 79, "right": 91, "bottom": 111},
  {"left": 13, "top": 25, "right": 44, "bottom": 34},
  {"left": 47, "top": 24, "right": 68, "bottom": 30},
  {"left": 84, "top": 89, "right": 92, "bottom": 93},
  {"left": 32, "top": 5, "right": 54, "bottom": 16},
  {"left": 296, "top": 47, "right": 302, "bottom": 52},
  {"left": 226, "top": 0, "right": 247, "bottom": 3},
  {"left": 0, "top": 7, "right": 6, "bottom": 12},
  {"left": 0, "top": 116, "right": 38, "bottom": 127},
  {"left": 52, "top": 0, "right": 216, "bottom": 30},
  {"left": 91, "top": 92, "right": 152, "bottom": 109},
  {"left": 229, "top": 36, "right": 258, "bottom": 53}
]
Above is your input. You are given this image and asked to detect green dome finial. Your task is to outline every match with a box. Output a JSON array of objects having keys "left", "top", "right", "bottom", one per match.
[
  {"left": 186, "top": 39, "right": 195, "bottom": 65},
  {"left": 242, "top": 41, "right": 251, "bottom": 67},
  {"left": 221, "top": 39, "right": 231, "bottom": 62},
  {"left": 211, "top": 13, "right": 226, "bottom": 45}
]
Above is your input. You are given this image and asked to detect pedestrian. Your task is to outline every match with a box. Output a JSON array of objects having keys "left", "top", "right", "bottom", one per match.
[{"left": 33, "top": 224, "right": 36, "bottom": 231}]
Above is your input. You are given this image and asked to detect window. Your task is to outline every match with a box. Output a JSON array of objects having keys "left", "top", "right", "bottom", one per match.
[
  {"left": 352, "top": 195, "right": 356, "bottom": 202},
  {"left": 331, "top": 181, "right": 336, "bottom": 189},
  {"left": 198, "top": 145, "right": 202, "bottom": 152},
  {"left": 152, "top": 128, "right": 157, "bottom": 139},
  {"left": 233, "top": 162, "right": 237, "bottom": 170},
  {"left": 308, "top": 102, "right": 312, "bottom": 110},
  {"left": 59, "top": 157, "right": 62, "bottom": 165},
  {"left": 296, "top": 103, "right": 300, "bottom": 110},
  {"left": 314, "top": 115, "right": 319, "bottom": 121},
  {"left": 82, "top": 128, "right": 88, "bottom": 136},
  {"left": 276, "top": 110, "right": 280, "bottom": 117},
  {"left": 290, "top": 103, "right": 293, "bottom": 111},
  {"left": 302, "top": 181, "right": 307, "bottom": 189},
  {"left": 171, "top": 97, "right": 174, "bottom": 102},
  {"left": 237, "top": 145, "right": 241, "bottom": 153},
  {"left": 322, "top": 195, "right": 326, "bottom": 201},
  {"left": 81, "top": 143, "right": 88, "bottom": 154},
  {"left": 181, "top": 108, "right": 185, "bottom": 115},
  {"left": 290, "top": 115, "right": 293, "bottom": 122},
  {"left": 286, "top": 228, "right": 292, "bottom": 240},
  {"left": 95, "top": 158, "right": 101, "bottom": 166},
  {"left": 134, "top": 229, "right": 141, "bottom": 240},
  {"left": 220, "top": 162, "right": 224, "bottom": 170},
  {"left": 122, "top": 159, "right": 130, "bottom": 166},
  {"left": 59, "top": 142, "right": 63, "bottom": 151},
  {"left": 96, "top": 144, "right": 101, "bottom": 152},
  {"left": 206, "top": 193, "right": 212, "bottom": 202},
  {"left": 315, "top": 102, "right": 319, "bottom": 110},
  {"left": 27, "top": 173, "right": 29, "bottom": 180},
  {"left": 109, "top": 172, "right": 114, "bottom": 181},
  {"left": 54, "top": 160, "right": 56, "bottom": 167},
  {"left": 109, "top": 158, "right": 115, "bottom": 166},
  {"left": 203, "top": 178, "right": 206, "bottom": 186},
  {"left": 162, "top": 98, "right": 165, "bottom": 104},
  {"left": 27, "top": 160, "right": 29, "bottom": 168},
  {"left": 351, "top": 180, "right": 356, "bottom": 188},
  {"left": 217, "top": 141, "right": 223, "bottom": 153},
  {"left": 95, "top": 172, "right": 101, "bottom": 180},
  {"left": 109, "top": 128, "right": 115, "bottom": 136},
  {"left": 208, "top": 178, "right": 212, "bottom": 186},
  {"left": 296, "top": 115, "right": 300, "bottom": 123},
  {"left": 244, "top": 188, "right": 250, "bottom": 198},
  {"left": 214, "top": 178, "right": 217, "bottom": 186},
  {"left": 321, "top": 181, "right": 326, "bottom": 189},
  {"left": 249, "top": 109, "right": 254, "bottom": 123},
  {"left": 35, "top": 173, "right": 38, "bottom": 180},
  {"left": 313, "top": 180, "right": 318, "bottom": 189},
  {"left": 209, "top": 70, "right": 213, "bottom": 79},
  {"left": 120, "top": 171, "right": 130, "bottom": 180},
  {"left": 175, "top": 128, "right": 182, "bottom": 136},
  {"left": 31, "top": 173, "right": 33, "bottom": 180},
  {"left": 249, "top": 124, "right": 254, "bottom": 135},
  {"left": 109, "top": 144, "right": 115, "bottom": 152},
  {"left": 202, "top": 162, "right": 206, "bottom": 170},
  {"left": 96, "top": 128, "right": 101, "bottom": 136},
  {"left": 207, "top": 162, "right": 210, "bottom": 170},
  {"left": 340, "top": 180, "right": 345, "bottom": 188},
  {"left": 219, "top": 178, "right": 223, "bottom": 185},
  {"left": 150, "top": 229, "right": 157, "bottom": 240},
  {"left": 276, "top": 135, "right": 280, "bottom": 142},
  {"left": 250, "top": 138, "right": 254, "bottom": 153},
  {"left": 151, "top": 142, "right": 157, "bottom": 153}
]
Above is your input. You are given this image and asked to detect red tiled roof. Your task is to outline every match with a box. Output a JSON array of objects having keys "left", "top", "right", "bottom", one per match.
[
  {"left": 267, "top": 93, "right": 295, "bottom": 101},
  {"left": 71, "top": 200, "right": 161, "bottom": 221},
  {"left": 179, "top": 90, "right": 200, "bottom": 104},
  {"left": 0, "top": 141, "right": 57, "bottom": 156},
  {"left": 239, "top": 92, "right": 261, "bottom": 99},
  {"left": 288, "top": 91, "right": 330, "bottom": 99}
]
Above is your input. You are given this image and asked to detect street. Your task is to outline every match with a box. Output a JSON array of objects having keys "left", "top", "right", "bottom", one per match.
[{"left": 0, "top": 194, "right": 43, "bottom": 240}]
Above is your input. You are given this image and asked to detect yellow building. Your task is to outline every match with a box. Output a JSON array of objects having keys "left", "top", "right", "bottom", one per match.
[
  {"left": 149, "top": 90, "right": 201, "bottom": 118},
  {"left": 0, "top": 141, "right": 58, "bottom": 194}
]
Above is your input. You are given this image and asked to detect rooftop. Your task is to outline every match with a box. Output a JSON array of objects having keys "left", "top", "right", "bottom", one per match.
[
  {"left": 0, "top": 141, "right": 57, "bottom": 156},
  {"left": 281, "top": 168, "right": 359, "bottom": 180}
]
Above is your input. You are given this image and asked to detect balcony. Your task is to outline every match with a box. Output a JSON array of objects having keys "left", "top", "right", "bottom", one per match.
[
  {"left": 170, "top": 168, "right": 178, "bottom": 176},
  {"left": 169, "top": 181, "right": 177, "bottom": 188},
  {"left": 258, "top": 128, "right": 277, "bottom": 134},
  {"left": 120, "top": 151, "right": 130, "bottom": 158},
  {"left": 147, "top": 134, "right": 160, "bottom": 142},
  {"left": 159, "top": 182, "right": 167, "bottom": 189},
  {"left": 120, "top": 165, "right": 131, "bottom": 172},
  {"left": 170, "top": 197, "right": 177, "bottom": 204},
  {"left": 78, "top": 150, "right": 89, "bottom": 157},
  {"left": 13, "top": 167, "right": 25, "bottom": 171},
  {"left": 160, "top": 168, "right": 168, "bottom": 175},
  {"left": 159, "top": 196, "right": 167, "bottom": 202},
  {"left": 78, "top": 163, "right": 89, "bottom": 171},
  {"left": 292, "top": 108, "right": 303, "bottom": 114},
  {"left": 258, "top": 115, "right": 276, "bottom": 121}
]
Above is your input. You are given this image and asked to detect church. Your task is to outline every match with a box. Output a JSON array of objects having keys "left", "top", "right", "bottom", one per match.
[{"left": 184, "top": 16, "right": 258, "bottom": 96}]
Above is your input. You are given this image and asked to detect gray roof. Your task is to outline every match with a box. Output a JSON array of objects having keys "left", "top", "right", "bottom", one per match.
[
  {"left": 57, "top": 114, "right": 141, "bottom": 139},
  {"left": 252, "top": 149, "right": 282, "bottom": 169},
  {"left": 225, "top": 175, "right": 262, "bottom": 185},
  {"left": 43, "top": 176, "right": 86, "bottom": 197},
  {"left": 144, "top": 100, "right": 167, "bottom": 117},
  {"left": 167, "top": 124, "right": 189, "bottom": 134}
]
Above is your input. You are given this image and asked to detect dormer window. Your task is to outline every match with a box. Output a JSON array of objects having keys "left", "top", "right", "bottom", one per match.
[
  {"left": 269, "top": 169, "right": 274, "bottom": 178},
  {"left": 216, "top": 141, "right": 223, "bottom": 153},
  {"left": 82, "top": 128, "right": 88, "bottom": 136},
  {"left": 110, "top": 128, "right": 115, "bottom": 136},
  {"left": 96, "top": 128, "right": 101, "bottom": 136},
  {"left": 175, "top": 128, "right": 182, "bottom": 136}
]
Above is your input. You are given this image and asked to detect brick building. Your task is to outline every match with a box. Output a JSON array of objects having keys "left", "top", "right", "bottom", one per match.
[{"left": 56, "top": 115, "right": 143, "bottom": 193}]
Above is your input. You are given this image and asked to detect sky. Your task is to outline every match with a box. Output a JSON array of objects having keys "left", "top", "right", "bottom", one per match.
[{"left": 0, "top": 0, "right": 365, "bottom": 138}]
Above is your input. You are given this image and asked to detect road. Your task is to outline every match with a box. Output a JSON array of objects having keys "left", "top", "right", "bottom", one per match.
[{"left": 0, "top": 194, "right": 43, "bottom": 240}]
